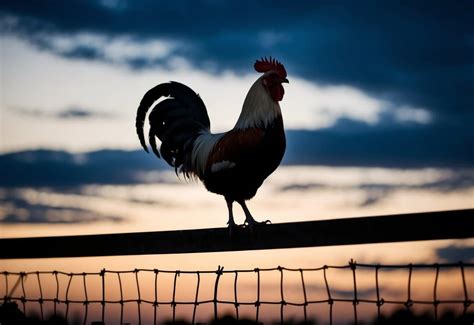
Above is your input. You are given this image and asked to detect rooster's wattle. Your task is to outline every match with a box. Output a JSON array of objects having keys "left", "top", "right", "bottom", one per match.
[{"left": 136, "top": 57, "right": 288, "bottom": 228}]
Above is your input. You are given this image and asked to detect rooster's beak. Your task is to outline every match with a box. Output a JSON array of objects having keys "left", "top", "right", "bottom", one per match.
[{"left": 282, "top": 78, "right": 289, "bottom": 84}]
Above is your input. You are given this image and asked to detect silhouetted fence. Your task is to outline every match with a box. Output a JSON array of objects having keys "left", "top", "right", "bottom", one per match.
[
  {"left": 1, "top": 262, "right": 473, "bottom": 324},
  {"left": 1, "top": 209, "right": 473, "bottom": 324}
]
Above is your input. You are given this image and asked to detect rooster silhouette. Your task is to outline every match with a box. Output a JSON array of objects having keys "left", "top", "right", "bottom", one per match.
[{"left": 136, "top": 57, "right": 288, "bottom": 229}]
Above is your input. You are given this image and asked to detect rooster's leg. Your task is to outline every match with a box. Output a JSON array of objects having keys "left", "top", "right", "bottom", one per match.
[
  {"left": 237, "top": 200, "right": 271, "bottom": 228},
  {"left": 226, "top": 198, "right": 238, "bottom": 228}
]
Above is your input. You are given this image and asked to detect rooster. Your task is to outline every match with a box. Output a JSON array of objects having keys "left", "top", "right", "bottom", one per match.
[{"left": 136, "top": 57, "right": 288, "bottom": 229}]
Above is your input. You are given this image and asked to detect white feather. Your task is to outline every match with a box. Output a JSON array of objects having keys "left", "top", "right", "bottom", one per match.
[
  {"left": 191, "top": 132, "right": 224, "bottom": 178},
  {"left": 234, "top": 75, "right": 281, "bottom": 129}
]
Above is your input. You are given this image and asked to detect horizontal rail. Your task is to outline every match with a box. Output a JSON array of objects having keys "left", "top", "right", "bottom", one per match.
[{"left": 1, "top": 209, "right": 473, "bottom": 259}]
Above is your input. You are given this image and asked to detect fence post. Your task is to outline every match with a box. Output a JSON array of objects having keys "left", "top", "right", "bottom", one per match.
[{"left": 213, "top": 266, "right": 224, "bottom": 321}]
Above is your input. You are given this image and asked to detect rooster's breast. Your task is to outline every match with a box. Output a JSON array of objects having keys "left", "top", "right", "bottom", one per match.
[{"left": 203, "top": 116, "right": 285, "bottom": 201}]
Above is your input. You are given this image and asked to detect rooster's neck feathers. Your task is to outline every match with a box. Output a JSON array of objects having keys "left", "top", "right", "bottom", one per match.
[
  {"left": 234, "top": 76, "right": 281, "bottom": 130},
  {"left": 188, "top": 75, "right": 283, "bottom": 179}
]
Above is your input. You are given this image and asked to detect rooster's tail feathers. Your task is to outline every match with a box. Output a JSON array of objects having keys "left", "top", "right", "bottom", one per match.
[{"left": 136, "top": 81, "right": 211, "bottom": 177}]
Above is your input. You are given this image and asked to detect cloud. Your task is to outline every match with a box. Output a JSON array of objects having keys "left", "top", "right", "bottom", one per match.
[
  {"left": 241, "top": 281, "right": 403, "bottom": 300},
  {"left": 0, "top": 190, "right": 123, "bottom": 224},
  {"left": 279, "top": 168, "right": 474, "bottom": 206},
  {"left": 0, "top": 149, "right": 168, "bottom": 187},
  {"left": 1, "top": 122, "right": 474, "bottom": 189},
  {"left": 393, "top": 106, "right": 432, "bottom": 125},
  {"left": 1, "top": 0, "right": 472, "bottom": 125},
  {"left": 435, "top": 244, "right": 474, "bottom": 263},
  {"left": 284, "top": 82, "right": 385, "bottom": 128},
  {"left": 279, "top": 183, "right": 327, "bottom": 192},
  {"left": 26, "top": 32, "right": 178, "bottom": 67},
  {"left": 1, "top": 145, "right": 473, "bottom": 193},
  {"left": 279, "top": 182, "right": 390, "bottom": 207},
  {"left": 285, "top": 119, "right": 474, "bottom": 167},
  {"left": 13, "top": 106, "right": 115, "bottom": 119},
  {"left": 57, "top": 108, "right": 98, "bottom": 118}
]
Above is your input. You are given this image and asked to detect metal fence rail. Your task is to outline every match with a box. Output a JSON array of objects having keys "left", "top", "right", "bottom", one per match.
[{"left": 1, "top": 209, "right": 473, "bottom": 259}]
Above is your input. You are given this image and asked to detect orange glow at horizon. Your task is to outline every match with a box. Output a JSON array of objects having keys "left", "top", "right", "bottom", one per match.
[
  {"left": 1, "top": 260, "right": 472, "bottom": 324},
  {"left": 1, "top": 166, "right": 473, "bottom": 322}
]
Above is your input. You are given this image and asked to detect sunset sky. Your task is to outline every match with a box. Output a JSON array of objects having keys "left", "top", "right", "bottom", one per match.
[{"left": 1, "top": 1, "right": 473, "bottom": 323}]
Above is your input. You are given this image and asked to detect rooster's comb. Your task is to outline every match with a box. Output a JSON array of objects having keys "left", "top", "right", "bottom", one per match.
[{"left": 254, "top": 56, "right": 287, "bottom": 79}]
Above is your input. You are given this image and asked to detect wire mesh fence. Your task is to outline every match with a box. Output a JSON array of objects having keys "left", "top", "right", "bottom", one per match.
[{"left": 1, "top": 260, "right": 473, "bottom": 324}]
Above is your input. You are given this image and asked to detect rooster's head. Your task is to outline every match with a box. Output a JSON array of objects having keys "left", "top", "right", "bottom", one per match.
[{"left": 254, "top": 57, "right": 289, "bottom": 102}]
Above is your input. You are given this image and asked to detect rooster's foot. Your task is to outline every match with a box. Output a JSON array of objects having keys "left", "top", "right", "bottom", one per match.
[
  {"left": 242, "top": 218, "right": 271, "bottom": 231},
  {"left": 227, "top": 220, "right": 244, "bottom": 235}
]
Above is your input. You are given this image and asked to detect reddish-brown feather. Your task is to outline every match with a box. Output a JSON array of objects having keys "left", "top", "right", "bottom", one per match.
[
  {"left": 206, "top": 128, "right": 265, "bottom": 170},
  {"left": 202, "top": 115, "right": 285, "bottom": 200}
]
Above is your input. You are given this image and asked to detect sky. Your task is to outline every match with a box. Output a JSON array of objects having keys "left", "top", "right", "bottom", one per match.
[
  {"left": 1, "top": 0, "right": 473, "bottom": 249},
  {"left": 0, "top": 2, "right": 474, "bottom": 322},
  {"left": 1, "top": 1, "right": 473, "bottom": 234},
  {"left": 0, "top": 0, "right": 472, "bottom": 161}
]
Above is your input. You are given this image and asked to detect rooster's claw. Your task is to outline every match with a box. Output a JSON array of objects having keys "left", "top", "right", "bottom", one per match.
[
  {"left": 242, "top": 219, "right": 272, "bottom": 232},
  {"left": 228, "top": 223, "right": 246, "bottom": 237}
]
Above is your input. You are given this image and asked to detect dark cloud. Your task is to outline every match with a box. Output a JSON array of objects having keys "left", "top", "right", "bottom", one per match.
[
  {"left": 0, "top": 149, "right": 167, "bottom": 187},
  {"left": 284, "top": 120, "right": 474, "bottom": 167},
  {"left": 358, "top": 191, "right": 387, "bottom": 207},
  {"left": 243, "top": 280, "right": 404, "bottom": 301},
  {"left": 1, "top": 0, "right": 473, "bottom": 124},
  {"left": 359, "top": 171, "right": 474, "bottom": 192},
  {"left": 435, "top": 244, "right": 474, "bottom": 263},
  {"left": 56, "top": 107, "right": 110, "bottom": 119},
  {"left": 0, "top": 190, "right": 123, "bottom": 224},
  {"left": 279, "top": 168, "right": 474, "bottom": 206},
  {"left": 279, "top": 183, "right": 327, "bottom": 192},
  {"left": 1, "top": 123, "right": 474, "bottom": 189},
  {"left": 14, "top": 106, "right": 115, "bottom": 119}
]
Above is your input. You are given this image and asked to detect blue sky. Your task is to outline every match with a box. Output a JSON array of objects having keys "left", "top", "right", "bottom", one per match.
[{"left": 0, "top": 0, "right": 473, "bottom": 166}]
